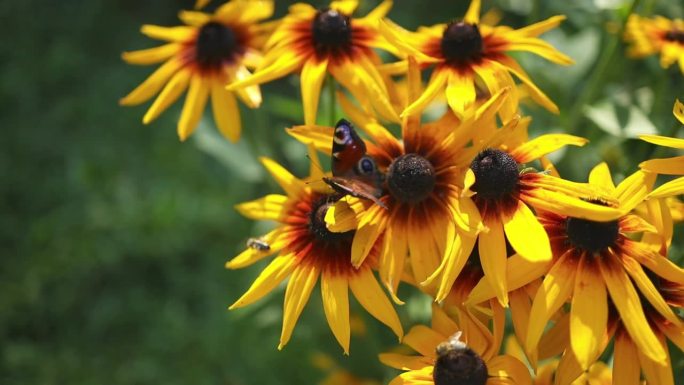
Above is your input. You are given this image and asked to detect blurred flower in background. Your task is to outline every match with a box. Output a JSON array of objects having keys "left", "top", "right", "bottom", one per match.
[
  {"left": 120, "top": 0, "right": 274, "bottom": 141},
  {"left": 625, "top": 14, "right": 684, "bottom": 74}
]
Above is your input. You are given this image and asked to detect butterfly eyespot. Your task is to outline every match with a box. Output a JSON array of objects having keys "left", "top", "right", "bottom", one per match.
[{"left": 357, "top": 157, "right": 376, "bottom": 175}]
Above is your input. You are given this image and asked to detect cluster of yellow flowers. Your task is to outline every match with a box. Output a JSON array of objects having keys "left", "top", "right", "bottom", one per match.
[{"left": 122, "top": 1, "right": 684, "bottom": 384}]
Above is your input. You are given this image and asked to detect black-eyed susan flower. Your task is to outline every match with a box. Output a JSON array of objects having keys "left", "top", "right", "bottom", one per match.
[
  {"left": 625, "top": 15, "right": 684, "bottom": 74},
  {"left": 639, "top": 99, "right": 684, "bottom": 198},
  {"left": 379, "top": 0, "right": 573, "bottom": 119},
  {"left": 227, "top": 148, "right": 402, "bottom": 354},
  {"left": 121, "top": 0, "right": 273, "bottom": 142},
  {"left": 446, "top": 122, "right": 624, "bottom": 307},
  {"left": 227, "top": 0, "right": 399, "bottom": 125},
  {"left": 289, "top": 72, "right": 510, "bottom": 302},
  {"left": 379, "top": 305, "right": 531, "bottom": 385},
  {"left": 522, "top": 163, "right": 682, "bottom": 372}
]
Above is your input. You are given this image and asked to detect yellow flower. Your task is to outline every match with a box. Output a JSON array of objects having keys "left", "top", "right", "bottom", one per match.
[
  {"left": 625, "top": 15, "right": 684, "bottom": 74},
  {"left": 227, "top": 148, "right": 402, "bottom": 354},
  {"left": 120, "top": 0, "right": 273, "bottom": 141},
  {"left": 379, "top": 305, "right": 530, "bottom": 385},
  {"left": 521, "top": 163, "right": 684, "bottom": 372},
  {"left": 195, "top": 0, "right": 210, "bottom": 9},
  {"left": 639, "top": 99, "right": 684, "bottom": 198},
  {"left": 228, "top": 0, "right": 399, "bottom": 125},
  {"left": 289, "top": 74, "right": 511, "bottom": 303},
  {"left": 453, "top": 124, "right": 624, "bottom": 307},
  {"left": 379, "top": 0, "right": 573, "bottom": 119}
]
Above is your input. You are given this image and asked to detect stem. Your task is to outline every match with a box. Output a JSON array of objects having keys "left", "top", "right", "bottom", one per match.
[
  {"left": 565, "top": 0, "right": 642, "bottom": 135},
  {"left": 327, "top": 75, "right": 336, "bottom": 127}
]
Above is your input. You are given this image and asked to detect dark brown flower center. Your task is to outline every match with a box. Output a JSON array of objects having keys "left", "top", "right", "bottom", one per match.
[
  {"left": 312, "top": 8, "right": 352, "bottom": 57},
  {"left": 309, "top": 197, "right": 354, "bottom": 243},
  {"left": 441, "top": 21, "right": 483, "bottom": 65},
  {"left": 195, "top": 21, "right": 240, "bottom": 70},
  {"left": 566, "top": 217, "right": 619, "bottom": 254},
  {"left": 433, "top": 346, "right": 488, "bottom": 385},
  {"left": 664, "top": 29, "right": 684, "bottom": 43},
  {"left": 470, "top": 149, "right": 519, "bottom": 200},
  {"left": 387, "top": 153, "right": 436, "bottom": 204}
]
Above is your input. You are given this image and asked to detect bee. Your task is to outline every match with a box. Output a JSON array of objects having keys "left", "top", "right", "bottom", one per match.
[
  {"left": 246, "top": 237, "right": 271, "bottom": 251},
  {"left": 435, "top": 331, "right": 467, "bottom": 357}
]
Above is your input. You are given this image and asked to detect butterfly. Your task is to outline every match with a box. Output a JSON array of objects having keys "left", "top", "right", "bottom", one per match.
[{"left": 323, "top": 119, "right": 387, "bottom": 209}]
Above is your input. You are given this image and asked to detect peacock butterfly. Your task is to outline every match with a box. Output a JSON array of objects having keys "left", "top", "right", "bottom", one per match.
[{"left": 323, "top": 119, "right": 387, "bottom": 209}]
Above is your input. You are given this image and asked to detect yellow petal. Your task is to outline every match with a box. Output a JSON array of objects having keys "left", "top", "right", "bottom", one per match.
[
  {"left": 674, "top": 99, "right": 684, "bottom": 124},
  {"left": 588, "top": 162, "right": 616, "bottom": 191},
  {"left": 401, "top": 68, "right": 448, "bottom": 118},
  {"left": 330, "top": 0, "right": 358, "bottom": 15},
  {"left": 325, "top": 199, "right": 358, "bottom": 232},
  {"left": 503, "top": 200, "right": 551, "bottom": 262},
  {"left": 279, "top": 265, "right": 319, "bottom": 350},
  {"left": 321, "top": 271, "right": 350, "bottom": 354},
  {"left": 120, "top": 58, "right": 183, "bottom": 105},
  {"left": 650, "top": 176, "right": 684, "bottom": 199},
  {"left": 466, "top": 254, "right": 549, "bottom": 305},
  {"left": 300, "top": 58, "right": 329, "bottom": 125},
  {"left": 639, "top": 134, "right": 684, "bottom": 149},
  {"left": 229, "top": 254, "right": 297, "bottom": 309},
  {"left": 570, "top": 258, "right": 607, "bottom": 370},
  {"left": 142, "top": 68, "right": 191, "bottom": 124},
  {"left": 177, "top": 74, "right": 210, "bottom": 141},
  {"left": 379, "top": 225, "right": 408, "bottom": 304},
  {"left": 234, "top": 194, "right": 289, "bottom": 220},
  {"left": 525, "top": 252, "right": 576, "bottom": 362},
  {"left": 496, "top": 57, "right": 559, "bottom": 114},
  {"left": 121, "top": 43, "right": 180, "bottom": 65},
  {"left": 613, "top": 333, "right": 642, "bottom": 385},
  {"left": 230, "top": 65, "right": 262, "bottom": 108},
  {"left": 349, "top": 268, "right": 403, "bottom": 340},
  {"left": 378, "top": 20, "right": 438, "bottom": 63},
  {"left": 622, "top": 256, "right": 682, "bottom": 326},
  {"left": 598, "top": 256, "right": 666, "bottom": 363},
  {"left": 638, "top": 333, "right": 674, "bottom": 385},
  {"left": 510, "top": 134, "right": 587, "bottom": 164},
  {"left": 351, "top": 203, "right": 388, "bottom": 267},
  {"left": 211, "top": 80, "right": 241, "bottom": 142},
  {"left": 287, "top": 124, "right": 334, "bottom": 153},
  {"left": 226, "top": 228, "right": 283, "bottom": 269},
  {"left": 140, "top": 25, "right": 194, "bottom": 42},
  {"left": 178, "top": 10, "right": 211, "bottom": 26},
  {"left": 513, "top": 15, "right": 566, "bottom": 37},
  {"left": 260, "top": 157, "right": 305, "bottom": 197},
  {"left": 431, "top": 233, "right": 476, "bottom": 302},
  {"left": 227, "top": 50, "right": 303, "bottom": 90},
  {"left": 639, "top": 156, "right": 684, "bottom": 175},
  {"left": 479, "top": 220, "right": 509, "bottom": 307},
  {"left": 463, "top": 0, "right": 481, "bottom": 24},
  {"left": 486, "top": 355, "right": 532, "bottom": 385},
  {"left": 402, "top": 324, "right": 444, "bottom": 357},
  {"left": 445, "top": 71, "right": 476, "bottom": 118},
  {"left": 379, "top": 353, "right": 432, "bottom": 371}
]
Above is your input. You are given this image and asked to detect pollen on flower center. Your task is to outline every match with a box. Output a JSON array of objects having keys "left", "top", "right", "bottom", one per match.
[
  {"left": 441, "top": 21, "right": 484, "bottom": 65},
  {"left": 565, "top": 217, "right": 620, "bottom": 254},
  {"left": 470, "top": 149, "right": 519, "bottom": 200},
  {"left": 195, "top": 21, "right": 240, "bottom": 70},
  {"left": 387, "top": 153, "right": 436, "bottom": 204},
  {"left": 312, "top": 8, "right": 352, "bottom": 57},
  {"left": 664, "top": 29, "right": 684, "bottom": 43},
  {"left": 433, "top": 343, "right": 488, "bottom": 385},
  {"left": 309, "top": 197, "right": 354, "bottom": 243}
]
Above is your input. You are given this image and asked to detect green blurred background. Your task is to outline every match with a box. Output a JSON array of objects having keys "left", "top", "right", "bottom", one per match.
[{"left": 1, "top": 0, "right": 682, "bottom": 384}]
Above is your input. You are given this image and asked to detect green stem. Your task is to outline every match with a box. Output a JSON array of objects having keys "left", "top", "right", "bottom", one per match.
[{"left": 566, "top": 0, "right": 642, "bottom": 135}]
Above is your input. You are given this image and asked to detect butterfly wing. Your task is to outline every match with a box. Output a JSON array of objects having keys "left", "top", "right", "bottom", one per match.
[{"left": 331, "top": 119, "right": 367, "bottom": 177}]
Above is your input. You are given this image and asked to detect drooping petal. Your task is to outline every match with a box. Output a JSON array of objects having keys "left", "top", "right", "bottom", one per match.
[
  {"left": 120, "top": 58, "right": 183, "bottom": 105},
  {"left": 379, "top": 353, "right": 433, "bottom": 371},
  {"left": 503, "top": 200, "right": 551, "bottom": 263},
  {"left": 487, "top": 355, "right": 532, "bottom": 385},
  {"left": 509, "top": 134, "right": 587, "bottom": 164},
  {"left": 349, "top": 268, "right": 403, "bottom": 340},
  {"left": 211, "top": 80, "right": 241, "bottom": 142},
  {"left": 351, "top": 203, "right": 388, "bottom": 267},
  {"left": 178, "top": 74, "right": 210, "bottom": 141},
  {"left": 402, "top": 325, "right": 444, "bottom": 357},
  {"left": 227, "top": 50, "right": 304, "bottom": 90},
  {"left": 639, "top": 133, "right": 684, "bottom": 149},
  {"left": 466, "top": 254, "right": 549, "bottom": 305},
  {"left": 639, "top": 156, "right": 684, "bottom": 175},
  {"left": 401, "top": 68, "right": 448, "bottom": 118},
  {"left": 143, "top": 68, "right": 191, "bottom": 124},
  {"left": 615, "top": 170, "right": 656, "bottom": 212},
  {"left": 598, "top": 255, "right": 666, "bottom": 363},
  {"left": 121, "top": 43, "right": 180, "bottom": 65},
  {"left": 525, "top": 252, "right": 577, "bottom": 362},
  {"left": 479, "top": 220, "right": 509, "bottom": 307},
  {"left": 140, "top": 25, "right": 194, "bottom": 42},
  {"left": 321, "top": 271, "right": 350, "bottom": 354},
  {"left": 650, "top": 176, "right": 684, "bottom": 199},
  {"left": 229, "top": 254, "right": 297, "bottom": 308},
  {"left": 300, "top": 58, "right": 329, "bottom": 125},
  {"left": 287, "top": 124, "right": 334, "bottom": 153},
  {"left": 279, "top": 264, "right": 320, "bottom": 350},
  {"left": 638, "top": 332, "right": 674, "bottom": 385},
  {"left": 570, "top": 258, "right": 607, "bottom": 370},
  {"left": 621, "top": 256, "right": 683, "bottom": 325},
  {"left": 613, "top": 333, "right": 642, "bottom": 385},
  {"left": 445, "top": 71, "right": 476, "bottom": 118}
]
